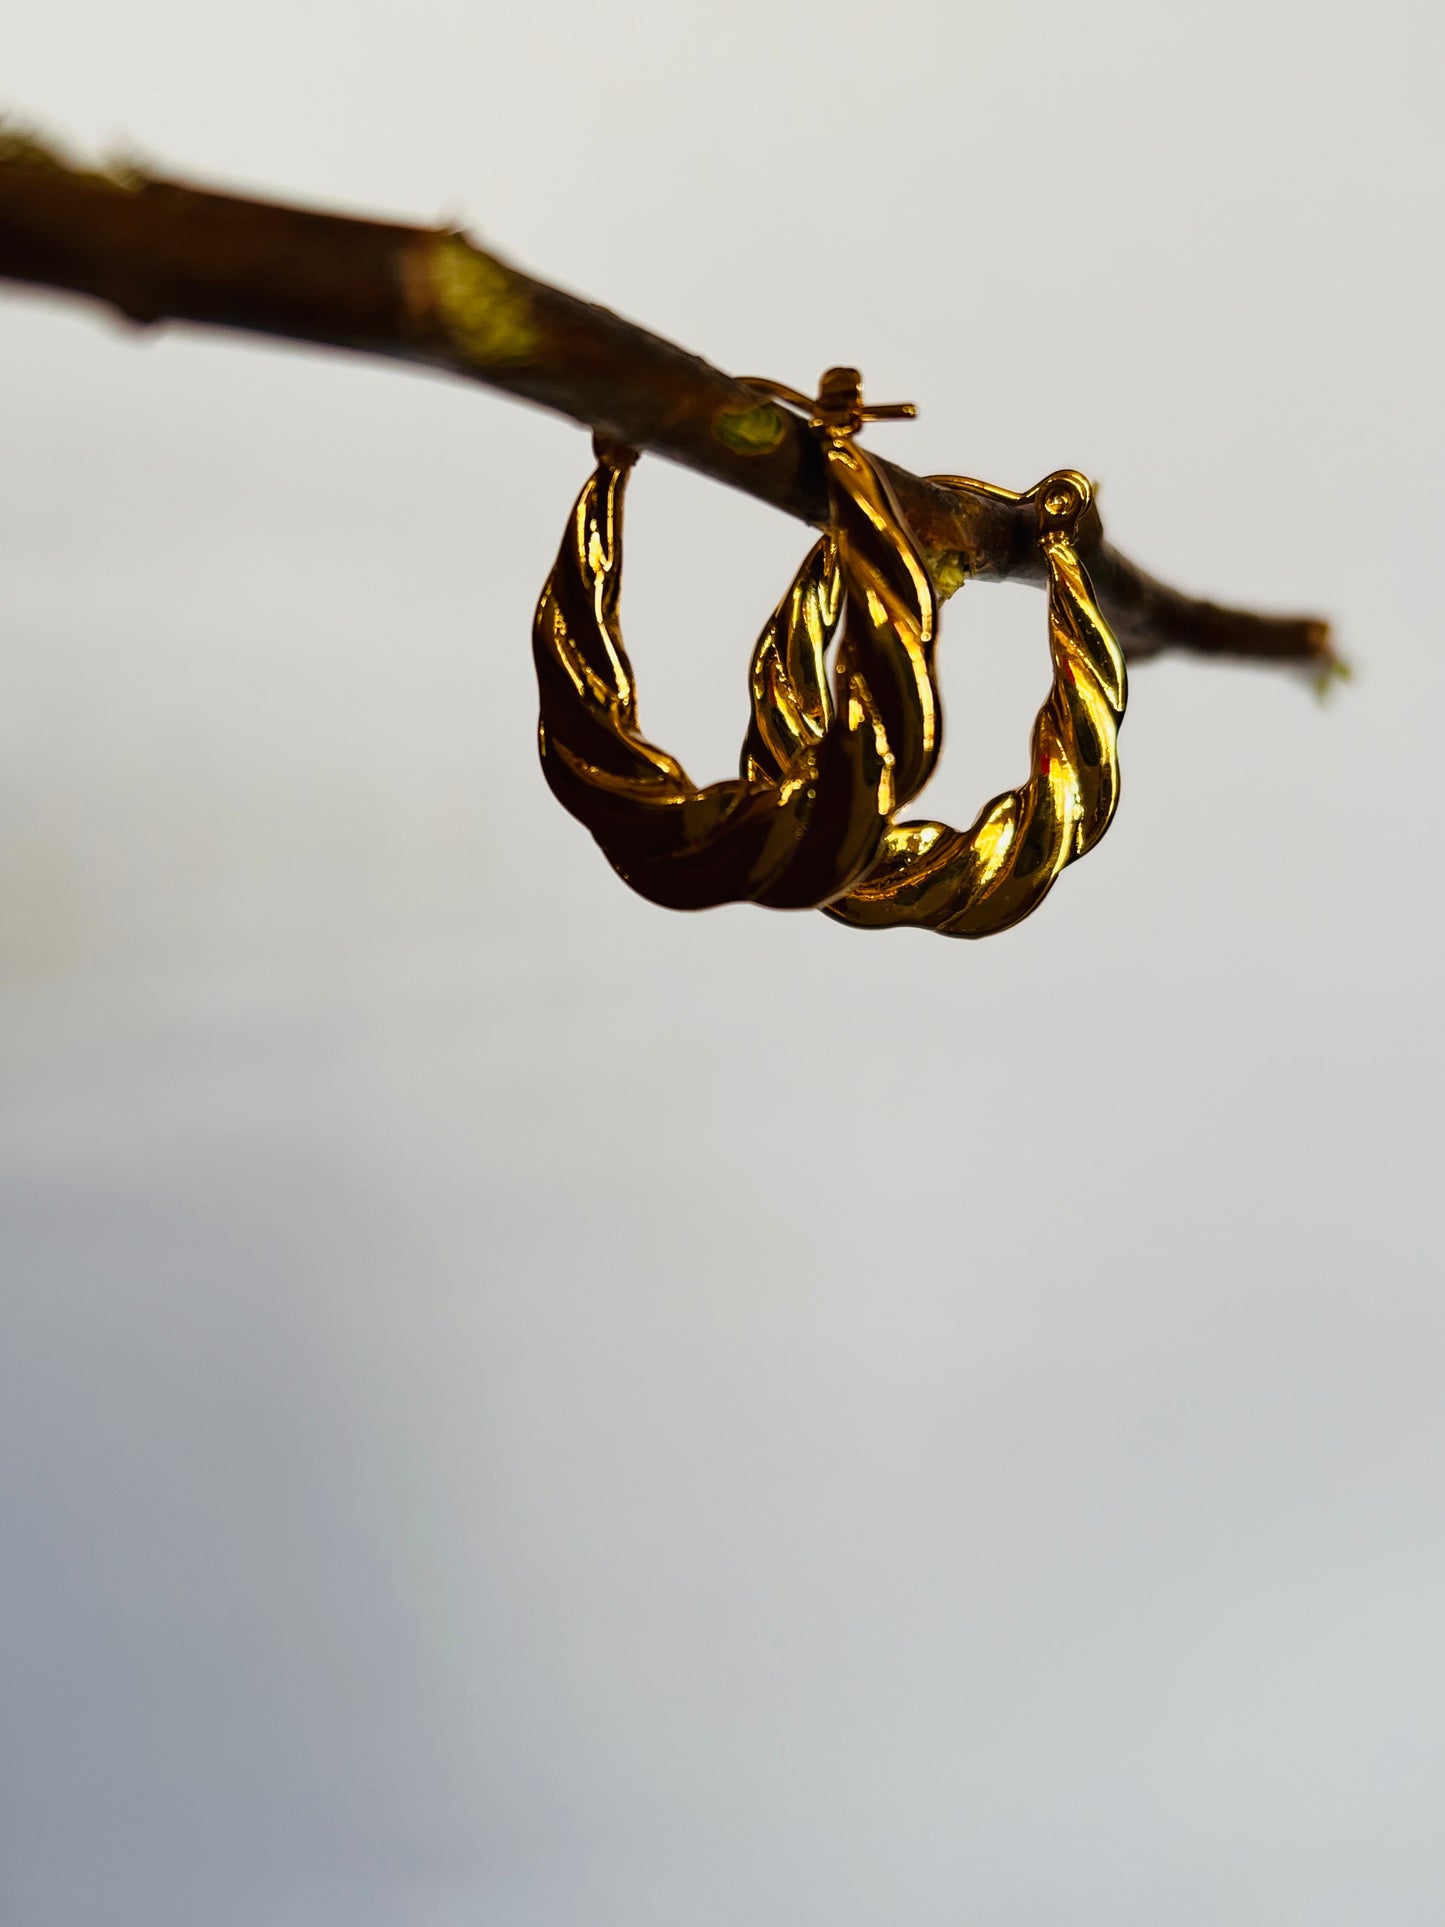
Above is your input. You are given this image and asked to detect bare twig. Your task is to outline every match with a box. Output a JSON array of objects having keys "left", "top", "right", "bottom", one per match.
[{"left": 0, "top": 128, "right": 1332, "bottom": 673}]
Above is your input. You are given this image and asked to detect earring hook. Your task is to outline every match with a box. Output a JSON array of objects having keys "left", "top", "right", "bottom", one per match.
[
  {"left": 739, "top": 367, "right": 917, "bottom": 441},
  {"left": 929, "top": 468, "right": 1094, "bottom": 541}
]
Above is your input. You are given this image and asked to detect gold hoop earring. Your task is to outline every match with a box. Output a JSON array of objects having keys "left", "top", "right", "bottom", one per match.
[
  {"left": 747, "top": 471, "right": 1128, "bottom": 938},
  {"left": 532, "top": 369, "right": 940, "bottom": 912}
]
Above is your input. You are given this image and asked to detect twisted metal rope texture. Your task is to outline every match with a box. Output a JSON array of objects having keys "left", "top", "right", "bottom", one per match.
[
  {"left": 748, "top": 472, "right": 1129, "bottom": 938},
  {"left": 533, "top": 436, "right": 939, "bottom": 912}
]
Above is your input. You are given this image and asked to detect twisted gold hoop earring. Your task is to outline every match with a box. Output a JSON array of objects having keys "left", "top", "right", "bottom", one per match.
[
  {"left": 532, "top": 369, "right": 940, "bottom": 912},
  {"left": 747, "top": 471, "right": 1128, "bottom": 938}
]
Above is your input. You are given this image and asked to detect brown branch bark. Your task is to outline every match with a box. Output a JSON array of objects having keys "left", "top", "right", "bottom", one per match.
[{"left": 0, "top": 130, "right": 1332, "bottom": 673}]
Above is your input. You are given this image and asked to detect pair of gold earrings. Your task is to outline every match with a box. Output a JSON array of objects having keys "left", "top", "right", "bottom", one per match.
[{"left": 532, "top": 368, "right": 1127, "bottom": 939}]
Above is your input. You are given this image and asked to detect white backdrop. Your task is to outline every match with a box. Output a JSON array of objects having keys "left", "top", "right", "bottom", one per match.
[{"left": 1, "top": 3, "right": 1441, "bottom": 1922}]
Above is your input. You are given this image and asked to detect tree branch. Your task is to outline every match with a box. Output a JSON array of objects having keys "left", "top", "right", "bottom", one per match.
[{"left": 0, "top": 129, "right": 1332, "bottom": 674}]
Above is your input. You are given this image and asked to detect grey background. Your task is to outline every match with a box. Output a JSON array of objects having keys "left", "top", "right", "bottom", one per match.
[{"left": 1, "top": 2, "right": 1441, "bottom": 1922}]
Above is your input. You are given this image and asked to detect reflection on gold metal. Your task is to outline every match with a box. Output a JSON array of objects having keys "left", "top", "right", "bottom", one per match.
[
  {"left": 753, "top": 470, "right": 1128, "bottom": 937},
  {"left": 532, "top": 369, "right": 940, "bottom": 910}
]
